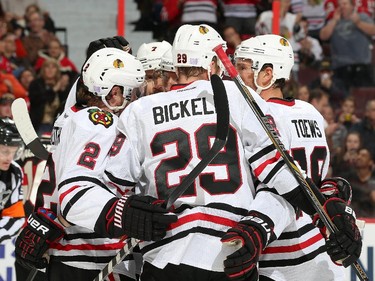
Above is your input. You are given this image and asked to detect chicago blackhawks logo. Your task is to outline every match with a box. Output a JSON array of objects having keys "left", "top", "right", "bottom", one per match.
[
  {"left": 199, "top": 26, "right": 209, "bottom": 34},
  {"left": 113, "top": 59, "right": 124, "bottom": 68},
  {"left": 87, "top": 109, "right": 114, "bottom": 128},
  {"left": 279, "top": 38, "right": 289, "bottom": 47}
]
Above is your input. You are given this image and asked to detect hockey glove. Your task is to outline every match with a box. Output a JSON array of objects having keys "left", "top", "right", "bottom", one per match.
[
  {"left": 221, "top": 211, "right": 275, "bottom": 281},
  {"left": 15, "top": 208, "right": 65, "bottom": 269},
  {"left": 320, "top": 177, "right": 352, "bottom": 204},
  {"left": 99, "top": 194, "right": 178, "bottom": 241},
  {"left": 313, "top": 198, "right": 362, "bottom": 267}
]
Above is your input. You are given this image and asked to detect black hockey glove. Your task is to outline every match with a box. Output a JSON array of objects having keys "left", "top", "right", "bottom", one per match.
[
  {"left": 86, "top": 36, "right": 132, "bottom": 60},
  {"left": 15, "top": 208, "right": 65, "bottom": 269},
  {"left": 320, "top": 177, "right": 352, "bottom": 204},
  {"left": 98, "top": 194, "right": 178, "bottom": 241},
  {"left": 313, "top": 198, "right": 362, "bottom": 267},
  {"left": 221, "top": 211, "right": 275, "bottom": 281}
]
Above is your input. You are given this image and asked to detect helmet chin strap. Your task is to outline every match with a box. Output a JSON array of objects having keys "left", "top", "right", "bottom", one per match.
[{"left": 254, "top": 71, "right": 276, "bottom": 95}]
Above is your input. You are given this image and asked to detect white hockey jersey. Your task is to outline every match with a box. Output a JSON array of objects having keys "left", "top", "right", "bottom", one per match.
[
  {"left": 257, "top": 98, "right": 344, "bottom": 280},
  {"left": 36, "top": 105, "right": 132, "bottom": 275},
  {"left": 91, "top": 79, "right": 307, "bottom": 272}
]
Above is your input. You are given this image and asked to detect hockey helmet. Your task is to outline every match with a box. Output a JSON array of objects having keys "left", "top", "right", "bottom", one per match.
[
  {"left": 0, "top": 117, "right": 23, "bottom": 147},
  {"left": 82, "top": 48, "right": 145, "bottom": 111},
  {"left": 136, "top": 41, "right": 172, "bottom": 71},
  {"left": 172, "top": 24, "right": 227, "bottom": 72},
  {"left": 159, "top": 47, "right": 175, "bottom": 72},
  {"left": 235, "top": 34, "right": 294, "bottom": 91}
]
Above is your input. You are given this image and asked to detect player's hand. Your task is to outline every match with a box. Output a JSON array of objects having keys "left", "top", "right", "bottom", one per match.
[
  {"left": 313, "top": 198, "right": 362, "bottom": 267},
  {"left": 106, "top": 194, "right": 178, "bottom": 241},
  {"left": 221, "top": 211, "right": 275, "bottom": 281},
  {"left": 320, "top": 177, "right": 352, "bottom": 204},
  {"left": 86, "top": 36, "right": 132, "bottom": 60},
  {"left": 15, "top": 208, "right": 65, "bottom": 269}
]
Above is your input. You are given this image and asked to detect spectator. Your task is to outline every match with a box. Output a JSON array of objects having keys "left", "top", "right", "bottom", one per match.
[
  {"left": 222, "top": 24, "right": 242, "bottom": 56},
  {"left": 24, "top": 3, "right": 55, "bottom": 34},
  {"left": 351, "top": 99, "right": 375, "bottom": 160},
  {"left": 337, "top": 95, "right": 361, "bottom": 130},
  {"left": 0, "top": 92, "right": 13, "bottom": 118},
  {"left": 22, "top": 10, "right": 57, "bottom": 65},
  {"left": 291, "top": 16, "right": 323, "bottom": 69},
  {"left": 323, "top": 103, "right": 347, "bottom": 157},
  {"left": 256, "top": 0, "right": 299, "bottom": 38},
  {"left": 34, "top": 38, "right": 78, "bottom": 82},
  {"left": 320, "top": 0, "right": 375, "bottom": 89},
  {"left": 28, "top": 59, "right": 69, "bottom": 136},
  {"left": 331, "top": 131, "right": 362, "bottom": 177},
  {"left": 221, "top": 0, "right": 258, "bottom": 37},
  {"left": 1, "top": 32, "right": 30, "bottom": 77},
  {"left": 308, "top": 88, "right": 330, "bottom": 116},
  {"left": 0, "top": 35, "right": 12, "bottom": 73},
  {"left": 1, "top": 0, "right": 42, "bottom": 27},
  {"left": 17, "top": 67, "right": 34, "bottom": 92},
  {"left": 301, "top": 0, "right": 326, "bottom": 40},
  {"left": 341, "top": 147, "right": 375, "bottom": 218},
  {"left": 295, "top": 84, "right": 310, "bottom": 101},
  {"left": 0, "top": 70, "right": 27, "bottom": 98},
  {"left": 309, "top": 59, "right": 347, "bottom": 109},
  {"left": 180, "top": 0, "right": 219, "bottom": 30}
]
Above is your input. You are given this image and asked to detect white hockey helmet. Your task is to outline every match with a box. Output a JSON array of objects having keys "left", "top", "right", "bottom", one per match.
[
  {"left": 136, "top": 40, "right": 172, "bottom": 71},
  {"left": 172, "top": 24, "right": 227, "bottom": 73},
  {"left": 235, "top": 34, "right": 294, "bottom": 91},
  {"left": 82, "top": 47, "right": 145, "bottom": 111},
  {"left": 159, "top": 47, "right": 175, "bottom": 72}
]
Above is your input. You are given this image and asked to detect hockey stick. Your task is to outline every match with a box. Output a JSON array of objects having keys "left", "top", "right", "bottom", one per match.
[
  {"left": 11, "top": 98, "right": 49, "bottom": 160},
  {"left": 213, "top": 45, "right": 369, "bottom": 281},
  {"left": 93, "top": 74, "right": 230, "bottom": 281}
]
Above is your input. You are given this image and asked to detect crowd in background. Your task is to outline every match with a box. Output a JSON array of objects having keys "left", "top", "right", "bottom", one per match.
[{"left": 0, "top": 0, "right": 373, "bottom": 221}]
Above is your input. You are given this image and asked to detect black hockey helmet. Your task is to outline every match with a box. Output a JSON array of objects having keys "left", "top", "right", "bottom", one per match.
[{"left": 0, "top": 117, "right": 23, "bottom": 147}]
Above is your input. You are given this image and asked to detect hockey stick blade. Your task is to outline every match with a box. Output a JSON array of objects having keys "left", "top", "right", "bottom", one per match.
[
  {"left": 213, "top": 44, "right": 369, "bottom": 281},
  {"left": 94, "top": 74, "right": 230, "bottom": 281},
  {"left": 11, "top": 98, "right": 49, "bottom": 160}
]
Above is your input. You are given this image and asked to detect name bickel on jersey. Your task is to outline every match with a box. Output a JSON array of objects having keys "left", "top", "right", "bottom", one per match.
[
  {"left": 152, "top": 97, "right": 215, "bottom": 125},
  {"left": 291, "top": 119, "right": 322, "bottom": 138}
]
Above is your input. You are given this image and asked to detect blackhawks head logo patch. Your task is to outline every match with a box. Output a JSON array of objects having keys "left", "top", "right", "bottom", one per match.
[
  {"left": 113, "top": 59, "right": 124, "bottom": 68},
  {"left": 199, "top": 25, "right": 209, "bottom": 34},
  {"left": 279, "top": 38, "right": 289, "bottom": 47},
  {"left": 87, "top": 109, "right": 114, "bottom": 128}
]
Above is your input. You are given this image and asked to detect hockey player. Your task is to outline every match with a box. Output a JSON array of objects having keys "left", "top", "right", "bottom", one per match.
[
  {"left": 54, "top": 24, "right": 360, "bottom": 281},
  {"left": 136, "top": 40, "right": 172, "bottom": 95},
  {"left": 15, "top": 48, "right": 147, "bottom": 281},
  {"left": 233, "top": 34, "right": 354, "bottom": 280}
]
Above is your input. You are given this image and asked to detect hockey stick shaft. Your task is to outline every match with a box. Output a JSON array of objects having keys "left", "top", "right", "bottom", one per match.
[
  {"left": 11, "top": 98, "right": 49, "bottom": 160},
  {"left": 213, "top": 45, "right": 368, "bottom": 281},
  {"left": 94, "top": 74, "right": 230, "bottom": 281}
]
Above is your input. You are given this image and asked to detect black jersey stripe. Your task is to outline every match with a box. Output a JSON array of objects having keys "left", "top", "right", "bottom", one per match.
[
  {"left": 248, "top": 144, "right": 276, "bottom": 164},
  {"left": 58, "top": 176, "right": 111, "bottom": 192},
  {"left": 259, "top": 245, "right": 326, "bottom": 268},
  {"left": 262, "top": 160, "right": 285, "bottom": 184},
  {"left": 104, "top": 170, "right": 136, "bottom": 187},
  {"left": 61, "top": 186, "right": 94, "bottom": 218},
  {"left": 141, "top": 226, "right": 226, "bottom": 254}
]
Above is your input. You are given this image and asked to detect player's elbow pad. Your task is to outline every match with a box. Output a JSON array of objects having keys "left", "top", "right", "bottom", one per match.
[{"left": 282, "top": 178, "right": 325, "bottom": 215}]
